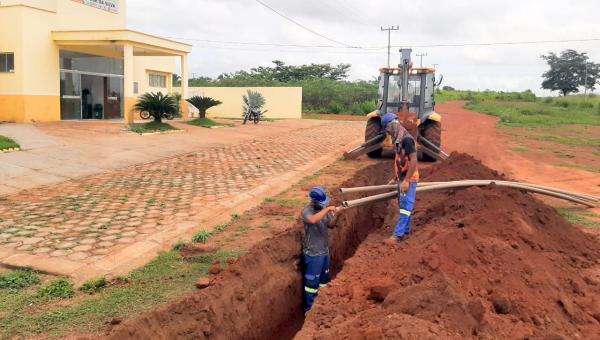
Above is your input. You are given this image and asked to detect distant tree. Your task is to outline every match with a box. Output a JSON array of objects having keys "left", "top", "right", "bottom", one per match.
[
  {"left": 186, "top": 96, "right": 222, "bottom": 118},
  {"left": 132, "top": 92, "right": 178, "bottom": 123},
  {"left": 172, "top": 74, "right": 181, "bottom": 86},
  {"left": 541, "top": 49, "right": 600, "bottom": 96},
  {"left": 442, "top": 86, "right": 455, "bottom": 91}
]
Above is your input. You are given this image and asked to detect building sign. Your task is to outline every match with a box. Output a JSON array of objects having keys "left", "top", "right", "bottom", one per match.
[{"left": 72, "top": 0, "right": 119, "bottom": 13}]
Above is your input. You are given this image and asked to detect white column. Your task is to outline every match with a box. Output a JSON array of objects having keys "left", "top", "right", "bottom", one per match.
[
  {"left": 123, "top": 44, "right": 135, "bottom": 124},
  {"left": 180, "top": 54, "right": 189, "bottom": 120}
]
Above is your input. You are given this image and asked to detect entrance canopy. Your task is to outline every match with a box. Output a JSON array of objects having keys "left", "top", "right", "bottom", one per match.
[
  {"left": 52, "top": 29, "right": 192, "bottom": 123},
  {"left": 51, "top": 29, "right": 192, "bottom": 57}
]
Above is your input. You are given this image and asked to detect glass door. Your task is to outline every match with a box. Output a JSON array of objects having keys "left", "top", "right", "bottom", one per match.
[
  {"left": 104, "top": 76, "right": 123, "bottom": 119},
  {"left": 60, "top": 72, "right": 81, "bottom": 120}
]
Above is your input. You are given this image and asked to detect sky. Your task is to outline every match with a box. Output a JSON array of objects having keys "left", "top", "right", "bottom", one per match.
[{"left": 127, "top": 0, "right": 600, "bottom": 95}]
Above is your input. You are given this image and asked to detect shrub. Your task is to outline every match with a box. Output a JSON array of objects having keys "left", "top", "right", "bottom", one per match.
[
  {"left": 132, "top": 92, "right": 179, "bottom": 123},
  {"left": 79, "top": 277, "right": 107, "bottom": 294},
  {"left": 37, "top": 278, "right": 75, "bottom": 299},
  {"left": 242, "top": 90, "right": 266, "bottom": 114},
  {"left": 171, "top": 240, "right": 187, "bottom": 251},
  {"left": 186, "top": 96, "right": 222, "bottom": 118},
  {"left": 327, "top": 101, "right": 343, "bottom": 114},
  {"left": 192, "top": 230, "right": 211, "bottom": 244},
  {"left": 0, "top": 269, "right": 40, "bottom": 290}
]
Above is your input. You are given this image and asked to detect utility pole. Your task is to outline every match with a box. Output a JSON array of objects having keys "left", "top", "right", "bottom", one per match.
[
  {"left": 416, "top": 53, "right": 427, "bottom": 68},
  {"left": 380, "top": 26, "right": 399, "bottom": 67}
]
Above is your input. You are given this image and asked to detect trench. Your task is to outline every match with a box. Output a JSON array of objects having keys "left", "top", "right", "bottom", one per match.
[{"left": 106, "top": 161, "right": 390, "bottom": 340}]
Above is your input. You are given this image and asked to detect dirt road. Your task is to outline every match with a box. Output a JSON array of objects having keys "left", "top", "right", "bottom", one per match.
[{"left": 438, "top": 101, "right": 600, "bottom": 216}]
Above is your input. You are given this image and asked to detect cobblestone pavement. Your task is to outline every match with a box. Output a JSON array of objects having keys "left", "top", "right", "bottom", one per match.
[{"left": 0, "top": 121, "right": 363, "bottom": 277}]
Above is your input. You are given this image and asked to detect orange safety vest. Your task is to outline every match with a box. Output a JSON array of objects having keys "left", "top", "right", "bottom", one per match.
[{"left": 397, "top": 137, "right": 420, "bottom": 183}]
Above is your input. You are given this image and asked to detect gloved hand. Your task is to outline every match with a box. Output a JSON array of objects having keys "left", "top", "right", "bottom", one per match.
[{"left": 400, "top": 180, "right": 410, "bottom": 192}]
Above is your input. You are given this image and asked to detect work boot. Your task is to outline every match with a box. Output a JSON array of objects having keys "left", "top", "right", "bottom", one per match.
[{"left": 384, "top": 236, "right": 402, "bottom": 245}]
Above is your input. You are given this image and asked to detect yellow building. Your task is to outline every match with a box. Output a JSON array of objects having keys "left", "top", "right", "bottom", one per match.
[{"left": 0, "top": 0, "right": 191, "bottom": 123}]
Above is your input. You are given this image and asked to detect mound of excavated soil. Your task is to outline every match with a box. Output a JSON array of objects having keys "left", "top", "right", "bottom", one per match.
[{"left": 297, "top": 154, "right": 600, "bottom": 339}]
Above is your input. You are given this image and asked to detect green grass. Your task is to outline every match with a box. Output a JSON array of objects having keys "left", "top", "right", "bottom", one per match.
[
  {"left": 0, "top": 135, "right": 19, "bottom": 150},
  {"left": 465, "top": 98, "right": 600, "bottom": 129},
  {"left": 557, "top": 163, "right": 600, "bottom": 173},
  {"left": 79, "top": 278, "right": 107, "bottom": 294},
  {"left": 187, "top": 118, "right": 234, "bottom": 128},
  {"left": 558, "top": 208, "right": 600, "bottom": 228},
  {"left": 263, "top": 197, "right": 305, "bottom": 208},
  {"left": 37, "top": 278, "right": 75, "bottom": 300},
  {"left": 192, "top": 230, "right": 211, "bottom": 243},
  {"left": 0, "top": 269, "right": 40, "bottom": 289},
  {"left": 437, "top": 90, "right": 600, "bottom": 128},
  {"left": 508, "top": 132, "right": 600, "bottom": 149},
  {"left": 510, "top": 146, "right": 529, "bottom": 152},
  {"left": 129, "top": 122, "right": 179, "bottom": 134},
  {"left": 0, "top": 250, "right": 242, "bottom": 338}
]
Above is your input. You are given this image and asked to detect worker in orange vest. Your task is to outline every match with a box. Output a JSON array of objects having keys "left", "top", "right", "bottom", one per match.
[{"left": 381, "top": 113, "right": 419, "bottom": 243}]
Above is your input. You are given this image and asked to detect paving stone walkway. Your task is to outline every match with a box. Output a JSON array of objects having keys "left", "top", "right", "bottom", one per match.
[{"left": 0, "top": 121, "right": 363, "bottom": 280}]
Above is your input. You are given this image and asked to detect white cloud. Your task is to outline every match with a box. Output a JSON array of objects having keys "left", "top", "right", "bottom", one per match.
[{"left": 127, "top": 0, "right": 600, "bottom": 95}]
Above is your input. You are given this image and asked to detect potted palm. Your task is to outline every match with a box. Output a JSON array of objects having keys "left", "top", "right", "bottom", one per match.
[
  {"left": 242, "top": 90, "right": 266, "bottom": 124},
  {"left": 186, "top": 96, "right": 222, "bottom": 118},
  {"left": 132, "top": 92, "right": 178, "bottom": 123}
]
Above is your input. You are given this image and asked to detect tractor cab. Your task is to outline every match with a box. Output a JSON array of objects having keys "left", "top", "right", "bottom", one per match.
[
  {"left": 378, "top": 66, "right": 437, "bottom": 123},
  {"left": 362, "top": 48, "right": 443, "bottom": 160}
]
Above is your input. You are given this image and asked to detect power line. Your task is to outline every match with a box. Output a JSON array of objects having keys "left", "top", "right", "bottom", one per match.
[
  {"left": 166, "top": 36, "right": 347, "bottom": 49},
  {"left": 388, "top": 37, "right": 600, "bottom": 49},
  {"left": 253, "top": 0, "right": 357, "bottom": 48},
  {"left": 166, "top": 35, "right": 600, "bottom": 51}
]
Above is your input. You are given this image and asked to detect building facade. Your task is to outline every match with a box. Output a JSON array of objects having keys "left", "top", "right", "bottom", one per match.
[{"left": 0, "top": 0, "right": 191, "bottom": 123}]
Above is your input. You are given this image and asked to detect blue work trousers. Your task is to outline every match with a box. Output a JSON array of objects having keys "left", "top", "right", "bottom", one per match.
[
  {"left": 393, "top": 182, "right": 417, "bottom": 238},
  {"left": 303, "top": 254, "right": 330, "bottom": 312}
]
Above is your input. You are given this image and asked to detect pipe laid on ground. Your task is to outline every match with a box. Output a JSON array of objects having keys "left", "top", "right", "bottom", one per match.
[
  {"left": 341, "top": 181, "right": 598, "bottom": 203},
  {"left": 342, "top": 181, "right": 596, "bottom": 209}
]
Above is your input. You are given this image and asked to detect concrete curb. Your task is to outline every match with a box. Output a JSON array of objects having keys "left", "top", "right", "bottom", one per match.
[
  {"left": 134, "top": 129, "right": 185, "bottom": 136},
  {"left": 0, "top": 147, "right": 21, "bottom": 153}
]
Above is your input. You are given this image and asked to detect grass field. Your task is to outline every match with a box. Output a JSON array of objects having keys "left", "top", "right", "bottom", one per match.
[
  {"left": 437, "top": 89, "right": 600, "bottom": 128},
  {"left": 0, "top": 135, "right": 20, "bottom": 150},
  {"left": 437, "top": 90, "right": 600, "bottom": 174},
  {"left": 0, "top": 250, "right": 242, "bottom": 338}
]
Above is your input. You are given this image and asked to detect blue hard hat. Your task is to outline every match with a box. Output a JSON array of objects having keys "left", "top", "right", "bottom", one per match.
[
  {"left": 309, "top": 187, "right": 330, "bottom": 208},
  {"left": 381, "top": 113, "right": 397, "bottom": 130}
]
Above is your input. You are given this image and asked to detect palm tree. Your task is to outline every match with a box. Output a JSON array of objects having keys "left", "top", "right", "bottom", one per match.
[
  {"left": 242, "top": 90, "right": 266, "bottom": 115},
  {"left": 132, "top": 92, "right": 178, "bottom": 123},
  {"left": 186, "top": 96, "right": 222, "bottom": 118}
]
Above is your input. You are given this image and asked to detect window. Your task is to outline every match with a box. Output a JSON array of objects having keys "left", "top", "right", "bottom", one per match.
[
  {"left": 133, "top": 82, "right": 139, "bottom": 94},
  {"left": 0, "top": 53, "right": 15, "bottom": 73},
  {"left": 149, "top": 73, "right": 167, "bottom": 88},
  {"left": 60, "top": 50, "right": 123, "bottom": 75}
]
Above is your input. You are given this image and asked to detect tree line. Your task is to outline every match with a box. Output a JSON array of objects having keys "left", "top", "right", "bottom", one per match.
[{"left": 181, "top": 60, "right": 378, "bottom": 115}]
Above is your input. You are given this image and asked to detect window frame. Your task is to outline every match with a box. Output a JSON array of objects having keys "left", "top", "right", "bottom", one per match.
[
  {"left": 148, "top": 73, "right": 167, "bottom": 88},
  {"left": 0, "top": 53, "right": 15, "bottom": 73}
]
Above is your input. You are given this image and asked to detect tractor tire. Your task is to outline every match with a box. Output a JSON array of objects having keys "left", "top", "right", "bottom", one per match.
[
  {"left": 365, "top": 117, "right": 383, "bottom": 158},
  {"left": 420, "top": 120, "right": 442, "bottom": 162}
]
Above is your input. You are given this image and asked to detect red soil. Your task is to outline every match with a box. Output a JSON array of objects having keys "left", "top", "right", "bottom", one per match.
[
  {"left": 102, "top": 161, "right": 391, "bottom": 340},
  {"left": 297, "top": 154, "right": 600, "bottom": 339}
]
